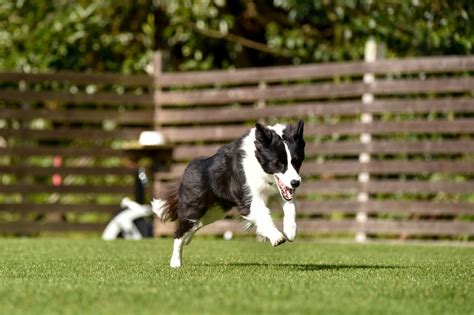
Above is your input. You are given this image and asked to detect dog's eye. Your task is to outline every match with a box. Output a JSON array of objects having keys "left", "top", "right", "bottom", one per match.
[{"left": 292, "top": 159, "right": 302, "bottom": 170}]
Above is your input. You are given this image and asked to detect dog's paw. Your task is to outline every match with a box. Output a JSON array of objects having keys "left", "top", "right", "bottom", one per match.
[
  {"left": 170, "top": 257, "right": 182, "bottom": 268},
  {"left": 270, "top": 232, "right": 286, "bottom": 247},
  {"left": 283, "top": 222, "right": 297, "bottom": 242}
]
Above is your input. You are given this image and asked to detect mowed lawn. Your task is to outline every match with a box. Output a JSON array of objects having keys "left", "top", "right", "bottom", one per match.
[{"left": 0, "top": 238, "right": 472, "bottom": 315}]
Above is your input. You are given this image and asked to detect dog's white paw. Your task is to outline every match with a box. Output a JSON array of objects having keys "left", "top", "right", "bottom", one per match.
[
  {"left": 283, "top": 222, "right": 297, "bottom": 242},
  {"left": 170, "top": 257, "right": 182, "bottom": 268},
  {"left": 269, "top": 231, "right": 286, "bottom": 247}
]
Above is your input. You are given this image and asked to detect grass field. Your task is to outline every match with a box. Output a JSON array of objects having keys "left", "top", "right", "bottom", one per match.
[{"left": 0, "top": 238, "right": 472, "bottom": 315}]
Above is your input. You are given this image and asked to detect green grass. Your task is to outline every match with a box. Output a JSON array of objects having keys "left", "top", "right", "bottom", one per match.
[{"left": 0, "top": 239, "right": 472, "bottom": 315}]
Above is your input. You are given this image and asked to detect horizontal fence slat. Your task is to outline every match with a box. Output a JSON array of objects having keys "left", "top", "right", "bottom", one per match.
[
  {"left": 307, "top": 119, "right": 474, "bottom": 136},
  {"left": 160, "top": 119, "right": 474, "bottom": 143},
  {"left": 158, "top": 98, "right": 474, "bottom": 125},
  {"left": 0, "top": 146, "right": 126, "bottom": 157},
  {"left": 306, "top": 139, "right": 474, "bottom": 156},
  {"left": 0, "top": 222, "right": 107, "bottom": 233},
  {"left": 300, "top": 180, "right": 474, "bottom": 194},
  {"left": 157, "top": 56, "right": 474, "bottom": 87},
  {"left": 0, "top": 71, "right": 151, "bottom": 86},
  {"left": 2, "top": 57, "right": 471, "bottom": 88},
  {"left": 155, "top": 218, "right": 474, "bottom": 236},
  {"left": 296, "top": 200, "right": 474, "bottom": 215},
  {"left": 297, "top": 219, "right": 474, "bottom": 235},
  {"left": 157, "top": 159, "right": 474, "bottom": 182},
  {"left": 171, "top": 140, "right": 474, "bottom": 162},
  {"left": 0, "top": 184, "right": 132, "bottom": 194},
  {"left": 161, "top": 125, "right": 246, "bottom": 143},
  {"left": 157, "top": 78, "right": 474, "bottom": 105},
  {"left": 2, "top": 109, "right": 154, "bottom": 124},
  {"left": 302, "top": 160, "right": 474, "bottom": 175},
  {"left": 364, "top": 220, "right": 474, "bottom": 236},
  {"left": 0, "top": 203, "right": 119, "bottom": 213},
  {"left": 172, "top": 144, "right": 221, "bottom": 161},
  {"left": 3, "top": 200, "right": 469, "bottom": 217},
  {"left": 179, "top": 220, "right": 356, "bottom": 235},
  {"left": 0, "top": 90, "right": 153, "bottom": 105},
  {"left": 0, "top": 128, "right": 142, "bottom": 141},
  {"left": 0, "top": 165, "right": 135, "bottom": 176}
]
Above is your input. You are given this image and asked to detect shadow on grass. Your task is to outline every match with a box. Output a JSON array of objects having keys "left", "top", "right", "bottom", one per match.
[{"left": 197, "top": 262, "right": 402, "bottom": 271}]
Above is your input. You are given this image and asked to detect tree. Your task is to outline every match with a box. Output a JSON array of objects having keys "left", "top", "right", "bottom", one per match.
[
  {"left": 156, "top": 0, "right": 473, "bottom": 69},
  {"left": 0, "top": 0, "right": 472, "bottom": 72}
]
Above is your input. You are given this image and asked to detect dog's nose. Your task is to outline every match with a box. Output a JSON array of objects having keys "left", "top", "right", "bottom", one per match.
[{"left": 290, "top": 179, "right": 300, "bottom": 188}]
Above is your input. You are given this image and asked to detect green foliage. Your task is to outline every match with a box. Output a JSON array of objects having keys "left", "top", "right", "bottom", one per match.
[
  {"left": 0, "top": 0, "right": 155, "bottom": 72},
  {"left": 0, "top": 0, "right": 472, "bottom": 72},
  {"left": 156, "top": 0, "right": 473, "bottom": 69}
]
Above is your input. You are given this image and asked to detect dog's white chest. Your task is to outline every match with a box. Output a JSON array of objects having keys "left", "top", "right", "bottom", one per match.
[{"left": 251, "top": 175, "right": 277, "bottom": 201}]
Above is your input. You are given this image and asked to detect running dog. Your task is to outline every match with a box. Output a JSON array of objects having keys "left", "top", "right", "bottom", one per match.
[{"left": 152, "top": 120, "right": 305, "bottom": 268}]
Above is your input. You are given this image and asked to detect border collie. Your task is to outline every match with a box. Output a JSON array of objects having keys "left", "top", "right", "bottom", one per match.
[{"left": 152, "top": 120, "right": 305, "bottom": 268}]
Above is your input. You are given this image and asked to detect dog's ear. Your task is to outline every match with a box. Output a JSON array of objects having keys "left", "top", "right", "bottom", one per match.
[
  {"left": 292, "top": 119, "right": 304, "bottom": 142},
  {"left": 255, "top": 122, "right": 273, "bottom": 145}
]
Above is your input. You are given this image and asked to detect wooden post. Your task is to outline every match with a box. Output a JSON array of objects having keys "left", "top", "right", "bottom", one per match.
[{"left": 356, "top": 39, "right": 385, "bottom": 242}]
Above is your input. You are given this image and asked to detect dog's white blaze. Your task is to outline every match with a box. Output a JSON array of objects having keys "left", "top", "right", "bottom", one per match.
[
  {"left": 268, "top": 124, "right": 301, "bottom": 188},
  {"left": 276, "top": 142, "right": 301, "bottom": 188}
]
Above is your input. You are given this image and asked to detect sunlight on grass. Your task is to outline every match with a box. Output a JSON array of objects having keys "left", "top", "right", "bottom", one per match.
[{"left": 0, "top": 239, "right": 472, "bottom": 315}]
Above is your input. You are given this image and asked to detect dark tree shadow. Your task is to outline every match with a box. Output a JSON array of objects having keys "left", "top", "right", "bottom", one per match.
[{"left": 196, "top": 262, "right": 403, "bottom": 271}]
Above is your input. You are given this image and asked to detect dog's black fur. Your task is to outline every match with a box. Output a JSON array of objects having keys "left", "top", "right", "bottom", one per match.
[{"left": 165, "top": 135, "right": 250, "bottom": 238}]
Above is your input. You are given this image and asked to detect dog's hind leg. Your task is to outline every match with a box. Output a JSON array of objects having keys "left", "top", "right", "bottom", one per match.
[
  {"left": 182, "top": 221, "right": 202, "bottom": 245},
  {"left": 170, "top": 218, "right": 194, "bottom": 268},
  {"left": 170, "top": 207, "right": 224, "bottom": 268},
  {"left": 170, "top": 237, "right": 184, "bottom": 268}
]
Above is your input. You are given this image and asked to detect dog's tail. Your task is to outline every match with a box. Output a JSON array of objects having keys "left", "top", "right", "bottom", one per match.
[{"left": 151, "top": 185, "right": 179, "bottom": 222}]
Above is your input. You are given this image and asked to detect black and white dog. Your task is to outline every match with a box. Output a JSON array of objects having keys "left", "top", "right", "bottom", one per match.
[{"left": 152, "top": 120, "right": 305, "bottom": 268}]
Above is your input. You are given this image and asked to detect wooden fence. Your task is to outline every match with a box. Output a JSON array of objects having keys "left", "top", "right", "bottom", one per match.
[
  {"left": 1, "top": 53, "right": 474, "bottom": 239},
  {"left": 0, "top": 70, "right": 156, "bottom": 234}
]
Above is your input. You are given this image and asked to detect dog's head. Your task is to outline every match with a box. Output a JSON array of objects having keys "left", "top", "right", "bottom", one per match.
[{"left": 254, "top": 120, "right": 305, "bottom": 201}]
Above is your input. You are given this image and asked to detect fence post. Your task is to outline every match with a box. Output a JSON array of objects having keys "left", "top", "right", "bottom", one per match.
[{"left": 356, "top": 39, "right": 385, "bottom": 242}]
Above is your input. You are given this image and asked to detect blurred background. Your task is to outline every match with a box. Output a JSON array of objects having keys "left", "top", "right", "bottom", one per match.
[{"left": 0, "top": 0, "right": 472, "bottom": 72}]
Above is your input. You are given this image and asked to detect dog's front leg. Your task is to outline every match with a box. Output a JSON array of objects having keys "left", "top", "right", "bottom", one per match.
[
  {"left": 282, "top": 199, "right": 297, "bottom": 241},
  {"left": 249, "top": 199, "right": 286, "bottom": 246}
]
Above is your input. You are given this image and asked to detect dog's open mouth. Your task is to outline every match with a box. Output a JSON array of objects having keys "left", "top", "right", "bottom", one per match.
[{"left": 274, "top": 176, "right": 294, "bottom": 201}]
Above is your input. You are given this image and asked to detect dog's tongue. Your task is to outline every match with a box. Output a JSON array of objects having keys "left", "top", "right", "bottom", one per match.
[
  {"left": 275, "top": 176, "right": 294, "bottom": 201},
  {"left": 282, "top": 186, "right": 294, "bottom": 200}
]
